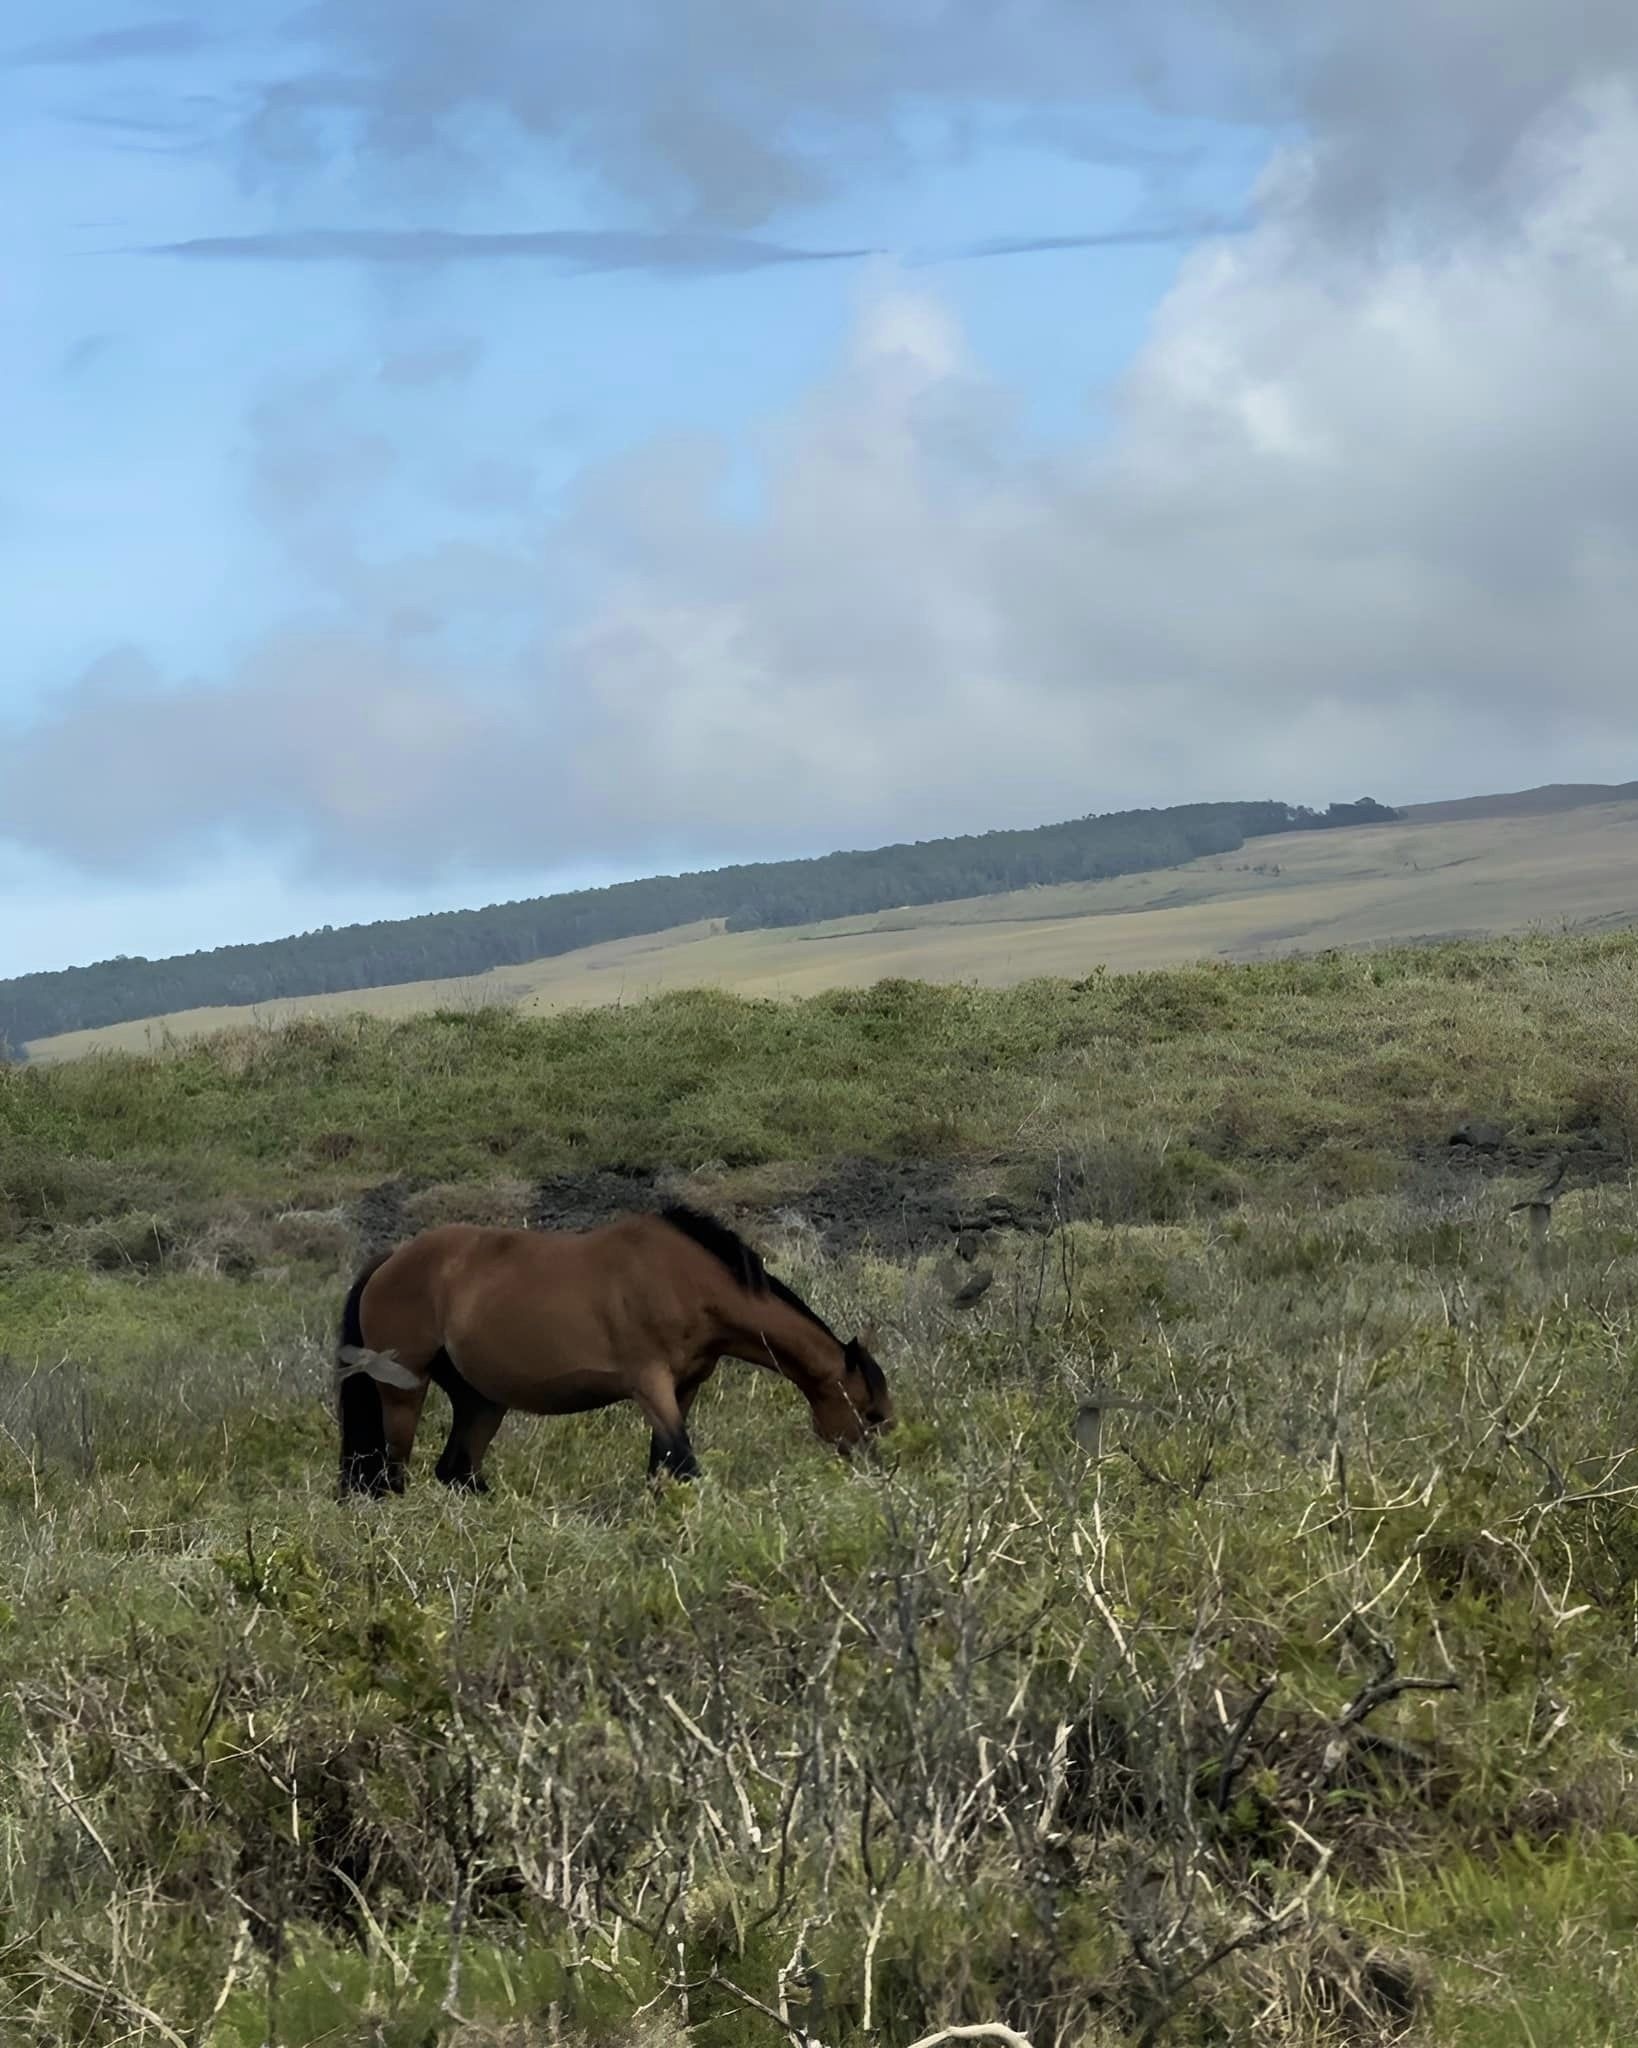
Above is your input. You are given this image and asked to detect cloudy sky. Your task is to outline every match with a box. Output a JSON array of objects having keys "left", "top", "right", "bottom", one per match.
[{"left": 4, "top": 2, "right": 1636, "bottom": 977}]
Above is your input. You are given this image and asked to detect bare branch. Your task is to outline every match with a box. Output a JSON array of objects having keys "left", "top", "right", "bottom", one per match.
[{"left": 1212, "top": 1679, "right": 1278, "bottom": 1813}]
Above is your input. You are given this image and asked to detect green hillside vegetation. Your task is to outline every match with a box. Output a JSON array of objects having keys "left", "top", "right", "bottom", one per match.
[
  {"left": 5, "top": 931, "right": 1638, "bottom": 2043},
  {"left": 27, "top": 795, "right": 1638, "bottom": 1065},
  {"left": 0, "top": 798, "right": 1397, "bottom": 1051}
]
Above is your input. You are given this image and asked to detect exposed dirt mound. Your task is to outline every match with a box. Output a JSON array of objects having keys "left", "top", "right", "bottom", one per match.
[
  {"left": 1413, "top": 1119, "right": 1630, "bottom": 1189},
  {"left": 766, "top": 1156, "right": 1061, "bottom": 1259},
  {"left": 516, "top": 1156, "right": 1044, "bottom": 1260},
  {"left": 350, "top": 1178, "right": 416, "bottom": 1257},
  {"left": 772, "top": 1157, "right": 963, "bottom": 1258},
  {"left": 529, "top": 1165, "right": 682, "bottom": 1233}
]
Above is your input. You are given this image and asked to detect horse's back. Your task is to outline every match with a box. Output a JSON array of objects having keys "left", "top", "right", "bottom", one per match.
[
  {"left": 363, "top": 1211, "right": 734, "bottom": 1362},
  {"left": 446, "top": 1212, "right": 735, "bottom": 1348},
  {"left": 437, "top": 1213, "right": 714, "bottom": 1411},
  {"left": 369, "top": 1221, "right": 500, "bottom": 1289},
  {"left": 358, "top": 1223, "right": 517, "bottom": 1343}
]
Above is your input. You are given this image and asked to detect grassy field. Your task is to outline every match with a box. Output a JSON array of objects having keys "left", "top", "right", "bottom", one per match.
[
  {"left": 6, "top": 934, "right": 1638, "bottom": 2044},
  {"left": 26, "top": 798, "right": 1638, "bottom": 1064}
]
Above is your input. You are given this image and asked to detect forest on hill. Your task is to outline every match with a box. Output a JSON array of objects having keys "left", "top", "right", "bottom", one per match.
[{"left": 0, "top": 796, "right": 1395, "bottom": 1051}]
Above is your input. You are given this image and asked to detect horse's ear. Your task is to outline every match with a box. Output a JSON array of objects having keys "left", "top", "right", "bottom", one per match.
[{"left": 857, "top": 1320, "right": 879, "bottom": 1353}]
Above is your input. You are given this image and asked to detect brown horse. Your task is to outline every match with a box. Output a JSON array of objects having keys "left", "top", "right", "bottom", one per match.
[{"left": 334, "top": 1204, "right": 893, "bottom": 1497}]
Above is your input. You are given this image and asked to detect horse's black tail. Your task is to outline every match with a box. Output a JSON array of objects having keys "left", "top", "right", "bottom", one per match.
[{"left": 336, "top": 1252, "right": 392, "bottom": 1496}]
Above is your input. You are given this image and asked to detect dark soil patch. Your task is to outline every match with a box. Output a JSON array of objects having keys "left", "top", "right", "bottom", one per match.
[
  {"left": 350, "top": 1178, "right": 417, "bottom": 1257},
  {"left": 522, "top": 1156, "right": 1050, "bottom": 1261},
  {"left": 529, "top": 1165, "right": 687, "bottom": 1233},
  {"left": 762, "top": 1156, "right": 1062, "bottom": 1259},
  {"left": 772, "top": 1157, "right": 963, "bottom": 1258},
  {"left": 359, "top": 1121, "right": 1619, "bottom": 1271},
  {"left": 361, "top": 1119, "right": 1626, "bottom": 1271},
  {"left": 1411, "top": 1119, "right": 1631, "bottom": 1189}
]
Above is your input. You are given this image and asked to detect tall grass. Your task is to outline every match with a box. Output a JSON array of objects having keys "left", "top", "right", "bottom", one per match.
[
  {"left": 4, "top": 934, "right": 1638, "bottom": 2045},
  {"left": 7, "top": 934, "right": 1638, "bottom": 1197}
]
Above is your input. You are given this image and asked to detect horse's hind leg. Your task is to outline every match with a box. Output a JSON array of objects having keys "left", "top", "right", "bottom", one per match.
[
  {"left": 429, "top": 1349, "right": 507, "bottom": 1494},
  {"left": 638, "top": 1368, "right": 706, "bottom": 1482},
  {"left": 379, "top": 1378, "right": 430, "bottom": 1494}
]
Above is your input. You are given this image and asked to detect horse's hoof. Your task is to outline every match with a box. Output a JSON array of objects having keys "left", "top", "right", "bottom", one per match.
[
  {"left": 436, "top": 1465, "right": 489, "bottom": 1495},
  {"left": 340, "top": 1461, "right": 393, "bottom": 1499}
]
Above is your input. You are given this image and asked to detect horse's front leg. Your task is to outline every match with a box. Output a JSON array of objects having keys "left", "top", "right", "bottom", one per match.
[{"left": 637, "top": 1369, "right": 705, "bottom": 1482}]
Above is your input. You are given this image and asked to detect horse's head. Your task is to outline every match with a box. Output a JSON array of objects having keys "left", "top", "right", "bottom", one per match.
[
  {"left": 800, "top": 1324, "right": 894, "bottom": 1453},
  {"left": 805, "top": 1325, "right": 895, "bottom": 1452},
  {"left": 841, "top": 1323, "right": 895, "bottom": 1439}
]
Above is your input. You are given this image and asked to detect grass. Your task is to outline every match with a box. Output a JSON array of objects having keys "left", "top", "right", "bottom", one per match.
[
  {"left": 25, "top": 799, "right": 1638, "bottom": 1063},
  {"left": 12, "top": 930, "right": 1638, "bottom": 1201},
  {"left": 5, "top": 933, "right": 1638, "bottom": 2044}
]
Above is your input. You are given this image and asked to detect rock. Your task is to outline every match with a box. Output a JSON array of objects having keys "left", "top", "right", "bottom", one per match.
[
  {"left": 1449, "top": 1120, "right": 1505, "bottom": 1153},
  {"left": 948, "top": 1266, "right": 995, "bottom": 1309}
]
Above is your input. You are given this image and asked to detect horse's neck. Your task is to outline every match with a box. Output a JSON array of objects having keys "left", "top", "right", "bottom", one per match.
[{"left": 726, "top": 1289, "right": 843, "bottom": 1391}]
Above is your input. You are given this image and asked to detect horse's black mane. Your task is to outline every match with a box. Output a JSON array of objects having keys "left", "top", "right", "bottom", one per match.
[{"left": 659, "top": 1204, "right": 838, "bottom": 1340}]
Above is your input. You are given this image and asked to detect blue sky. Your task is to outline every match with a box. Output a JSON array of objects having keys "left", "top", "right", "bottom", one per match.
[{"left": 4, "top": 3, "right": 1636, "bottom": 978}]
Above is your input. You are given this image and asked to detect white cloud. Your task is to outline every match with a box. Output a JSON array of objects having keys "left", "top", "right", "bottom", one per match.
[
  {"left": 548, "top": 85, "right": 1638, "bottom": 840},
  {"left": 7, "top": 82, "right": 1638, "bottom": 882}
]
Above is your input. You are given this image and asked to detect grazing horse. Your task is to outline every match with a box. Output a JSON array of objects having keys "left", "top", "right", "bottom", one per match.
[{"left": 333, "top": 1204, "right": 894, "bottom": 1497}]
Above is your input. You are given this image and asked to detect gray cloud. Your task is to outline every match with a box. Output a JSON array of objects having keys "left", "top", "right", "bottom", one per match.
[
  {"left": 907, "top": 221, "right": 1253, "bottom": 265},
  {"left": 9, "top": 18, "right": 209, "bottom": 67},
  {"left": 137, "top": 218, "right": 1243, "bottom": 274},
  {"left": 236, "top": 367, "right": 540, "bottom": 622},
  {"left": 442, "top": 456, "right": 538, "bottom": 517},
  {"left": 59, "top": 332, "right": 115, "bottom": 377},
  {"left": 62, "top": 105, "right": 196, "bottom": 134},
  {"left": 10, "top": 85, "right": 1638, "bottom": 881},
  {"left": 376, "top": 337, "right": 484, "bottom": 387},
  {"left": 0, "top": 640, "right": 540, "bottom": 878},
  {"left": 140, "top": 226, "right": 877, "bottom": 272},
  {"left": 241, "top": 372, "right": 402, "bottom": 598},
  {"left": 241, "top": 1, "right": 1638, "bottom": 233},
  {"left": 56, "top": 95, "right": 224, "bottom": 154}
]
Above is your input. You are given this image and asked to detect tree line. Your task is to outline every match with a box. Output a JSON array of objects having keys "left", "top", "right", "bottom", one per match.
[{"left": 1, "top": 797, "right": 1398, "bottom": 1052}]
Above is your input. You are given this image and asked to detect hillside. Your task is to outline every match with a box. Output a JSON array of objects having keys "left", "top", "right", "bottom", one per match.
[
  {"left": 1405, "top": 779, "right": 1638, "bottom": 823},
  {"left": 1, "top": 797, "right": 1398, "bottom": 1051},
  {"left": 27, "top": 793, "right": 1638, "bottom": 1062}
]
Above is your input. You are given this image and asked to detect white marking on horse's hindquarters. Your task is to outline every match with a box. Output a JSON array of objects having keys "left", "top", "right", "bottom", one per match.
[{"left": 336, "top": 1346, "right": 422, "bottom": 1391}]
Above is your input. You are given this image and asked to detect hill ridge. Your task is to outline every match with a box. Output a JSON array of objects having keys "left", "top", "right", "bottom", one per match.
[
  {"left": 1, "top": 794, "right": 1395, "bottom": 1049},
  {"left": 1405, "top": 780, "right": 1638, "bottom": 823}
]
